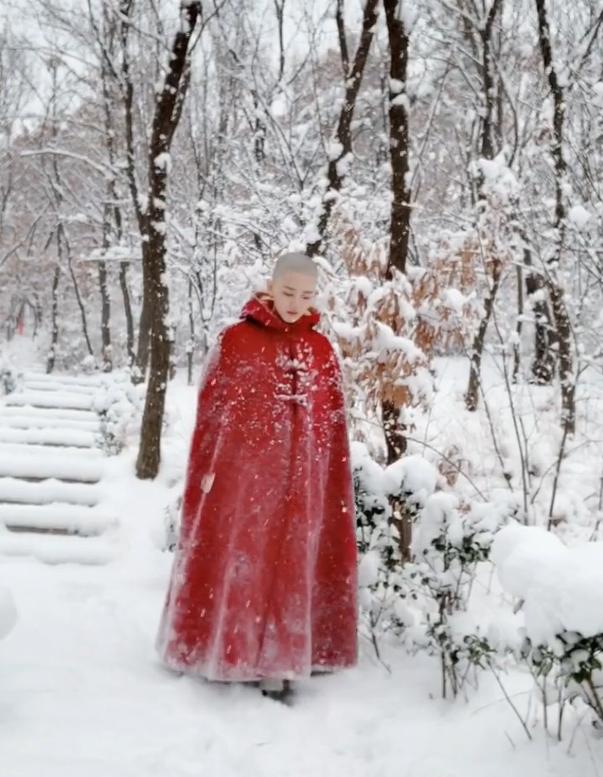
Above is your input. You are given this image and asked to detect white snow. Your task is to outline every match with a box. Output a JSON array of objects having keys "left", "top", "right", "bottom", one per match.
[
  {"left": 0, "top": 513, "right": 595, "bottom": 777},
  {"left": 0, "top": 477, "right": 100, "bottom": 506},
  {"left": 0, "top": 532, "right": 117, "bottom": 565},
  {"left": 154, "top": 152, "right": 172, "bottom": 171},
  {"left": 0, "top": 449, "right": 103, "bottom": 482},
  {"left": 5, "top": 390, "right": 94, "bottom": 411},
  {"left": 492, "top": 523, "right": 603, "bottom": 643},
  {"left": 441, "top": 287, "right": 468, "bottom": 313},
  {"left": 327, "top": 140, "right": 344, "bottom": 161},
  {"left": 0, "top": 503, "right": 116, "bottom": 535},
  {"left": 0, "top": 411, "right": 100, "bottom": 431},
  {"left": 0, "top": 365, "right": 602, "bottom": 775},
  {"left": 358, "top": 548, "right": 381, "bottom": 587},
  {"left": 567, "top": 204, "right": 592, "bottom": 229},
  {"left": 386, "top": 453, "right": 439, "bottom": 499},
  {"left": 0, "top": 583, "right": 17, "bottom": 640},
  {"left": 390, "top": 93, "right": 410, "bottom": 111},
  {"left": 0, "top": 426, "right": 97, "bottom": 447},
  {"left": 475, "top": 152, "right": 519, "bottom": 201}
]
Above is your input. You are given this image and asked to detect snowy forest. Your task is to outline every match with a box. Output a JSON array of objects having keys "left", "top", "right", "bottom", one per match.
[{"left": 1, "top": 0, "right": 603, "bottom": 774}]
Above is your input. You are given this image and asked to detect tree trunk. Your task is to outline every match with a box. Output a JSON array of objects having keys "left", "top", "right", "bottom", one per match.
[
  {"left": 136, "top": 1, "right": 203, "bottom": 480},
  {"left": 526, "top": 269, "right": 555, "bottom": 384},
  {"left": 534, "top": 0, "right": 575, "bottom": 434},
  {"left": 383, "top": 0, "right": 411, "bottom": 276},
  {"left": 382, "top": 1, "right": 413, "bottom": 562},
  {"left": 465, "top": 258, "right": 503, "bottom": 410},
  {"left": 119, "top": 261, "right": 135, "bottom": 367},
  {"left": 46, "top": 265, "right": 60, "bottom": 374},
  {"left": 98, "top": 257, "right": 112, "bottom": 371},
  {"left": 118, "top": 0, "right": 151, "bottom": 383},
  {"left": 462, "top": 0, "right": 503, "bottom": 411},
  {"left": 62, "top": 225, "right": 94, "bottom": 359}
]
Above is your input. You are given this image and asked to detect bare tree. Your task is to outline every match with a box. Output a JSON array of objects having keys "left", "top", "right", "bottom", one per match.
[
  {"left": 533, "top": 0, "right": 576, "bottom": 435},
  {"left": 457, "top": 0, "right": 505, "bottom": 412},
  {"left": 135, "top": 1, "right": 205, "bottom": 479},
  {"left": 306, "top": 0, "right": 380, "bottom": 257}
]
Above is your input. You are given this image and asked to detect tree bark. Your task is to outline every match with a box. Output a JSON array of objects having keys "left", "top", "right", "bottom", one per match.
[
  {"left": 97, "top": 257, "right": 112, "bottom": 371},
  {"left": 534, "top": 0, "right": 575, "bottom": 434},
  {"left": 462, "top": 0, "right": 503, "bottom": 411},
  {"left": 382, "top": 1, "right": 413, "bottom": 562},
  {"left": 46, "top": 264, "right": 60, "bottom": 374},
  {"left": 118, "top": 0, "right": 152, "bottom": 382},
  {"left": 383, "top": 0, "right": 411, "bottom": 276},
  {"left": 136, "top": 1, "right": 203, "bottom": 480},
  {"left": 465, "top": 258, "right": 503, "bottom": 410},
  {"left": 119, "top": 261, "right": 135, "bottom": 367}
]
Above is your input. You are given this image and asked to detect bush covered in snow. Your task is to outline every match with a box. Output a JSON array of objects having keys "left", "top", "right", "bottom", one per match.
[
  {"left": 0, "top": 358, "right": 22, "bottom": 395},
  {"left": 92, "top": 376, "right": 143, "bottom": 455},
  {"left": 354, "top": 444, "right": 517, "bottom": 696},
  {"left": 492, "top": 525, "right": 603, "bottom": 729}
]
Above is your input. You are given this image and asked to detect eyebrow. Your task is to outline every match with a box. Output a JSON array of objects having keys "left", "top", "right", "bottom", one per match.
[{"left": 284, "top": 286, "right": 313, "bottom": 293}]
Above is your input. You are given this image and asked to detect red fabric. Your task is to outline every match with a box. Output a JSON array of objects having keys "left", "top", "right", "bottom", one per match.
[{"left": 156, "top": 291, "right": 358, "bottom": 681}]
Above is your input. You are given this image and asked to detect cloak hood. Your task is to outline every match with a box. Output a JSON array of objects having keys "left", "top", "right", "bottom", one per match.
[{"left": 240, "top": 290, "right": 321, "bottom": 332}]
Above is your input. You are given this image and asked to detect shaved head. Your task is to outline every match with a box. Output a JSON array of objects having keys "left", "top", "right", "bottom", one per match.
[
  {"left": 272, "top": 252, "right": 318, "bottom": 282},
  {"left": 266, "top": 251, "right": 318, "bottom": 324}
]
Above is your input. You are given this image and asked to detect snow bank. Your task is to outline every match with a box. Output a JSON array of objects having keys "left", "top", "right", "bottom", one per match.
[{"left": 492, "top": 524, "right": 603, "bottom": 643}]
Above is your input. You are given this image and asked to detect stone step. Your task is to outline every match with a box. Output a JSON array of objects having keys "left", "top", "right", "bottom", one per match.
[
  {"left": 0, "top": 531, "right": 115, "bottom": 565},
  {"left": 0, "top": 426, "right": 97, "bottom": 448},
  {"left": 0, "top": 408, "right": 100, "bottom": 431},
  {"left": 22, "top": 371, "right": 106, "bottom": 387},
  {"left": 0, "top": 477, "right": 99, "bottom": 506},
  {"left": 22, "top": 380, "right": 100, "bottom": 396},
  {"left": 0, "top": 450, "right": 103, "bottom": 482},
  {"left": 0, "top": 503, "right": 116, "bottom": 536},
  {"left": 5, "top": 390, "right": 94, "bottom": 412}
]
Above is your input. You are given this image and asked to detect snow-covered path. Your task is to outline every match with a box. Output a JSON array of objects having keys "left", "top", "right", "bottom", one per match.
[
  {"left": 1, "top": 362, "right": 602, "bottom": 776},
  {"left": 1, "top": 546, "right": 598, "bottom": 777}
]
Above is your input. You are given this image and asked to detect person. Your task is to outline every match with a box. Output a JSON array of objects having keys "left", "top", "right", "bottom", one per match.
[{"left": 155, "top": 251, "right": 358, "bottom": 704}]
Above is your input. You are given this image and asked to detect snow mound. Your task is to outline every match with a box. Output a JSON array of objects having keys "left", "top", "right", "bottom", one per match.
[{"left": 492, "top": 523, "right": 603, "bottom": 643}]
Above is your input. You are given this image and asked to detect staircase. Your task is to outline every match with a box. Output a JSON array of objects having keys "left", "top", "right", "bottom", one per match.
[{"left": 0, "top": 372, "right": 120, "bottom": 564}]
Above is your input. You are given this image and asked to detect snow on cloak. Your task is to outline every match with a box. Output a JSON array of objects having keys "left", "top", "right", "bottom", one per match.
[{"left": 155, "top": 291, "right": 359, "bottom": 681}]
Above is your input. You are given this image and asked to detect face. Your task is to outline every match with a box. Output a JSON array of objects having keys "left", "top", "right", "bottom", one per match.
[{"left": 267, "top": 271, "right": 317, "bottom": 323}]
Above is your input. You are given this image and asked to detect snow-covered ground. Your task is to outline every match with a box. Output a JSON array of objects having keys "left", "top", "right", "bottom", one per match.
[
  {"left": 1, "top": 348, "right": 602, "bottom": 776},
  {"left": 2, "top": 539, "right": 599, "bottom": 777}
]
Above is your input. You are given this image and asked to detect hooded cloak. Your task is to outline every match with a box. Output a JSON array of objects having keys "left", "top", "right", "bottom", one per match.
[{"left": 156, "top": 292, "right": 358, "bottom": 681}]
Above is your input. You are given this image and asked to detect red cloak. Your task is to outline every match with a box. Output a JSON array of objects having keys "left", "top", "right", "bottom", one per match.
[{"left": 156, "top": 291, "right": 358, "bottom": 681}]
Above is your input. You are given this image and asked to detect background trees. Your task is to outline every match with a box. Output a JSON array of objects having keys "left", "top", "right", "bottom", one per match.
[{"left": 0, "top": 0, "right": 602, "bottom": 483}]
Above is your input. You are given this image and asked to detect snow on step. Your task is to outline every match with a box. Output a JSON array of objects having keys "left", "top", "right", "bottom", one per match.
[
  {"left": 22, "top": 372, "right": 105, "bottom": 388},
  {"left": 0, "top": 426, "right": 97, "bottom": 449},
  {"left": 0, "top": 406, "right": 98, "bottom": 422},
  {"left": 5, "top": 390, "right": 94, "bottom": 411},
  {"left": 0, "top": 408, "right": 99, "bottom": 431},
  {"left": 0, "top": 503, "right": 116, "bottom": 535},
  {"left": 0, "top": 450, "right": 103, "bottom": 482},
  {"left": 22, "top": 381, "right": 99, "bottom": 396},
  {"left": 0, "top": 478, "right": 99, "bottom": 506},
  {"left": 0, "top": 442, "right": 101, "bottom": 459},
  {"left": 0, "top": 531, "right": 115, "bottom": 565}
]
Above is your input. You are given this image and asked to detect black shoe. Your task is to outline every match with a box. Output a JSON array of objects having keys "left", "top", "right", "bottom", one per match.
[{"left": 260, "top": 679, "right": 294, "bottom": 705}]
